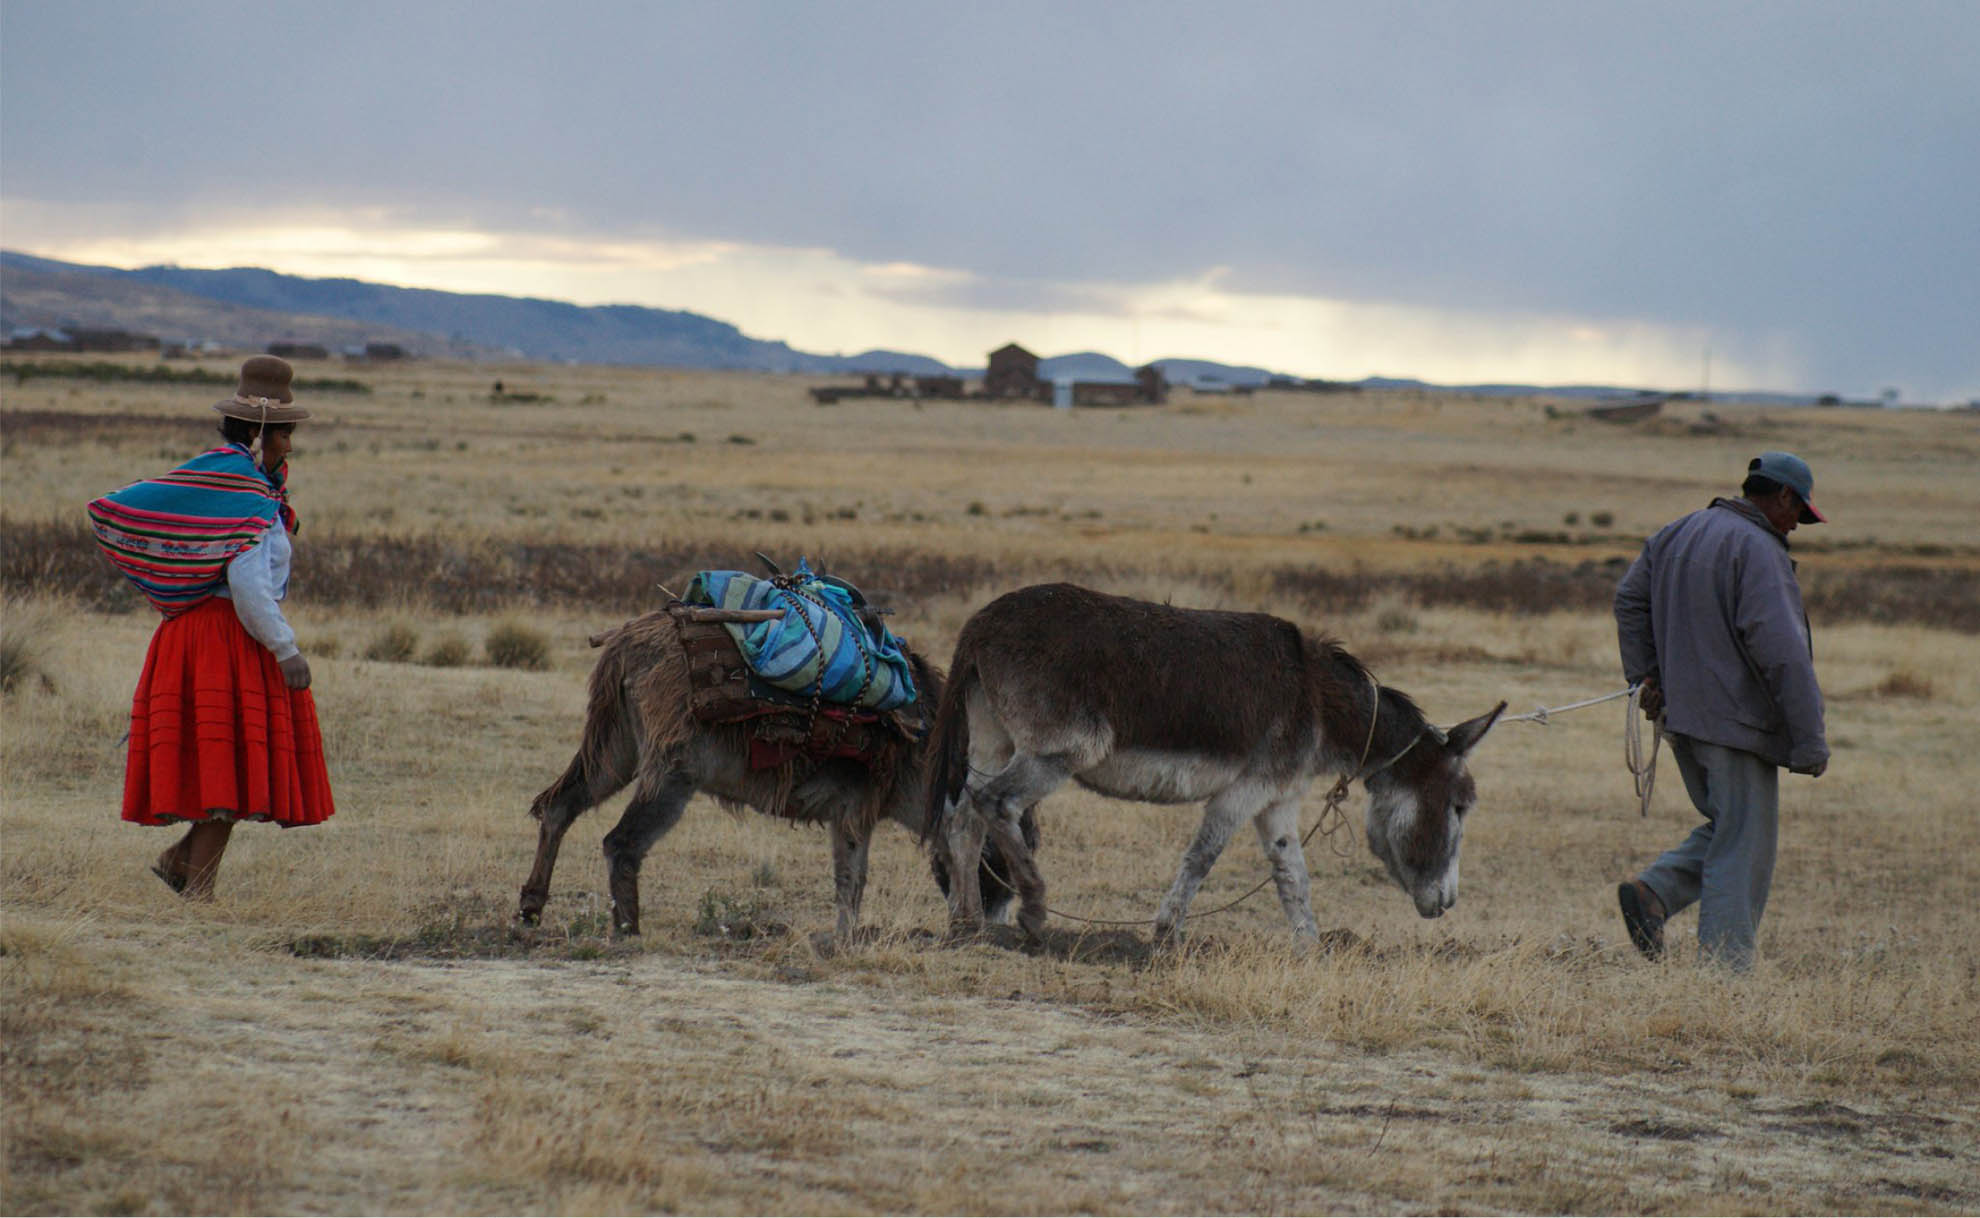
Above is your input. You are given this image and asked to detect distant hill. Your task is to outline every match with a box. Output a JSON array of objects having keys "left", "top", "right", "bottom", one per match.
[
  {"left": 0, "top": 251, "right": 1291, "bottom": 383},
  {"left": 1039, "top": 351, "right": 1135, "bottom": 381},
  {"left": 1152, "top": 357, "right": 1279, "bottom": 387},
  {"left": 835, "top": 349, "right": 957, "bottom": 376},
  {"left": 3, "top": 250, "right": 1808, "bottom": 403},
  {"left": 1030, "top": 352, "right": 1284, "bottom": 386},
  {"left": 1, "top": 252, "right": 847, "bottom": 371},
  {"left": 0, "top": 252, "right": 490, "bottom": 359}
]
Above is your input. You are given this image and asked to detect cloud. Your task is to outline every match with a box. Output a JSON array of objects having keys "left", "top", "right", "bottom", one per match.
[{"left": 3, "top": 0, "right": 1975, "bottom": 397}]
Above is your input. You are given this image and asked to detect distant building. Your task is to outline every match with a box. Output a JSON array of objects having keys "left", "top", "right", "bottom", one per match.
[
  {"left": 70, "top": 328, "right": 160, "bottom": 352},
  {"left": 267, "top": 341, "right": 330, "bottom": 360},
  {"left": 342, "top": 342, "right": 408, "bottom": 361},
  {"left": 4, "top": 327, "right": 74, "bottom": 351},
  {"left": 913, "top": 374, "right": 964, "bottom": 399},
  {"left": 161, "top": 338, "right": 231, "bottom": 359},
  {"left": 981, "top": 344, "right": 1167, "bottom": 406},
  {"left": 984, "top": 342, "right": 1045, "bottom": 400},
  {"left": 4, "top": 326, "right": 158, "bottom": 352},
  {"left": 1064, "top": 366, "right": 1167, "bottom": 407}
]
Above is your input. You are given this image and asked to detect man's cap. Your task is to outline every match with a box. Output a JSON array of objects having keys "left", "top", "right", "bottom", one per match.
[{"left": 1749, "top": 451, "right": 1825, "bottom": 523}]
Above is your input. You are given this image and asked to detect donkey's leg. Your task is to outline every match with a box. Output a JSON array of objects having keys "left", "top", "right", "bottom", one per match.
[
  {"left": 1154, "top": 785, "right": 1271, "bottom": 945},
  {"left": 942, "top": 800, "right": 991, "bottom": 935},
  {"left": 980, "top": 803, "right": 1040, "bottom": 925},
  {"left": 519, "top": 802, "right": 586, "bottom": 926},
  {"left": 1253, "top": 796, "right": 1320, "bottom": 939},
  {"left": 985, "top": 805, "right": 1049, "bottom": 940},
  {"left": 601, "top": 767, "right": 696, "bottom": 937},
  {"left": 941, "top": 707, "right": 1015, "bottom": 935},
  {"left": 962, "top": 754, "right": 1069, "bottom": 939},
  {"left": 830, "top": 823, "right": 873, "bottom": 942},
  {"left": 518, "top": 714, "right": 641, "bottom": 924}
]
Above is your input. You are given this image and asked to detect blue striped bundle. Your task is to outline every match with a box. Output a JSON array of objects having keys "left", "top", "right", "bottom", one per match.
[
  {"left": 684, "top": 561, "right": 918, "bottom": 711},
  {"left": 87, "top": 445, "right": 294, "bottom": 616}
]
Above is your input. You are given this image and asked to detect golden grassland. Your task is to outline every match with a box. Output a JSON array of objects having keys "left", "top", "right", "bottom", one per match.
[{"left": 3, "top": 354, "right": 1978, "bottom": 1214}]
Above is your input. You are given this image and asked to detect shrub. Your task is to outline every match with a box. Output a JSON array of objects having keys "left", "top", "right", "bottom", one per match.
[
  {"left": 1872, "top": 669, "right": 1934, "bottom": 699},
  {"left": 0, "top": 361, "right": 370, "bottom": 392},
  {"left": 1375, "top": 608, "right": 1420, "bottom": 635},
  {"left": 485, "top": 621, "right": 550, "bottom": 670},
  {"left": 423, "top": 634, "right": 472, "bottom": 668},
  {"left": 363, "top": 622, "right": 420, "bottom": 663},
  {"left": 0, "top": 601, "right": 57, "bottom": 694}
]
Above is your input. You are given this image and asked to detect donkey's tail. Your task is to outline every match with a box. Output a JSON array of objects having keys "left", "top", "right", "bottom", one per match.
[
  {"left": 528, "top": 630, "right": 641, "bottom": 822},
  {"left": 921, "top": 646, "right": 976, "bottom": 843}
]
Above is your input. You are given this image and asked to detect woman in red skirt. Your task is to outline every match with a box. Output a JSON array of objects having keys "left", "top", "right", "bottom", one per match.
[{"left": 88, "top": 356, "right": 335, "bottom": 899}]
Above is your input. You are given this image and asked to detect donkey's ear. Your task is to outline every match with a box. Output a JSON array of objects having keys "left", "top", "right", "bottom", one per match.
[{"left": 1443, "top": 701, "right": 1507, "bottom": 756}]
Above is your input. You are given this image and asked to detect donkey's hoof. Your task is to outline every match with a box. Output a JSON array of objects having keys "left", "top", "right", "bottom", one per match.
[
  {"left": 515, "top": 909, "right": 541, "bottom": 927},
  {"left": 943, "top": 918, "right": 987, "bottom": 946}
]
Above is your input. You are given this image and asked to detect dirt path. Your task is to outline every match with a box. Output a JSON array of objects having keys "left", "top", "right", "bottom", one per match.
[{"left": 89, "top": 944, "right": 1974, "bottom": 1215}]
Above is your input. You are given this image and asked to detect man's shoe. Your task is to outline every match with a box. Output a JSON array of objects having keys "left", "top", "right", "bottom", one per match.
[{"left": 1618, "top": 880, "right": 1666, "bottom": 960}]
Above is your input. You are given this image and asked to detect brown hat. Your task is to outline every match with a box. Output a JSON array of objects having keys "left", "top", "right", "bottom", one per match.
[{"left": 213, "top": 355, "right": 311, "bottom": 423}]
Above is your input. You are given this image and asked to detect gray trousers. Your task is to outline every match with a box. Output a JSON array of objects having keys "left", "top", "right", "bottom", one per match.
[{"left": 1638, "top": 733, "right": 1779, "bottom": 971}]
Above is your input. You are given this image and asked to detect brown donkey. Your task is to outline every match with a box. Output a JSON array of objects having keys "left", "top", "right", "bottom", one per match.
[
  {"left": 520, "top": 609, "right": 1033, "bottom": 939},
  {"left": 926, "top": 584, "right": 1505, "bottom": 942}
]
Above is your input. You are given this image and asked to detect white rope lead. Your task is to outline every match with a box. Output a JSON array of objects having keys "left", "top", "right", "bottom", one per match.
[
  {"left": 1500, "top": 686, "right": 1634, "bottom": 724},
  {"left": 1505, "top": 683, "right": 1662, "bottom": 817}
]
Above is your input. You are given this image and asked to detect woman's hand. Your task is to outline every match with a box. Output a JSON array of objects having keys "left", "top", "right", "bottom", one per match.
[{"left": 278, "top": 653, "right": 312, "bottom": 691}]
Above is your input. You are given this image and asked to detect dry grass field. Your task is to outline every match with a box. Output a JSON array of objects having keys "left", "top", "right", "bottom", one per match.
[{"left": 4, "top": 354, "right": 1978, "bottom": 1215}]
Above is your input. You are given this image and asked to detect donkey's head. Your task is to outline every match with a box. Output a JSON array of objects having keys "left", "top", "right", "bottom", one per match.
[{"left": 1361, "top": 697, "right": 1506, "bottom": 918}]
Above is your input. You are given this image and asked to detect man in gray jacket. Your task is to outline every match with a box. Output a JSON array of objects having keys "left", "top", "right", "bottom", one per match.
[{"left": 1614, "top": 451, "right": 1830, "bottom": 971}]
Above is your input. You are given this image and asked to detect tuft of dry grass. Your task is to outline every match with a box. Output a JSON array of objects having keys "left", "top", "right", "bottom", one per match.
[
  {"left": 1869, "top": 668, "right": 1934, "bottom": 699},
  {"left": 1, "top": 597, "right": 60, "bottom": 694},
  {"left": 421, "top": 632, "right": 472, "bottom": 668},
  {"left": 484, "top": 620, "right": 550, "bottom": 670},
  {"left": 362, "top": 620, "right": 420, "bottom": 662}
]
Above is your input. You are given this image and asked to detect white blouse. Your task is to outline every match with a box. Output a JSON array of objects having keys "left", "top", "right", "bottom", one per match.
[{"left": 218, "top": 516, "right": 298, "bottom": 661}]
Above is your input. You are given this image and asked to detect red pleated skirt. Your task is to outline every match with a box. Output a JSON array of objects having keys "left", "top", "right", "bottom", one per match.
[{"left": 122, "top": 597, "right": 335, "bottom": 827}]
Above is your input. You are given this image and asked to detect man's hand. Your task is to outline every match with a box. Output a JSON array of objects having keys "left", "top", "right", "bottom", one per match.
[
  {"left": 1636, "top": 676, "right": 1663, "bottom": 720},
  {"left": 278, "top": 653, "right": 312, "bottom": 691},
  {"left": 1790, "top": 759, "right": 1827, "bottom": 778}
]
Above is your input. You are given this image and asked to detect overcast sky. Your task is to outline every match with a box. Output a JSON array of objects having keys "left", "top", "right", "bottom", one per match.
[{"left": 4, "top": 0, "right": 1976, "bottom": 398}]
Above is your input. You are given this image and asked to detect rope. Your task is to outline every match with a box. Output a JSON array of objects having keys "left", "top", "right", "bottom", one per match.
[
  {"left": 1504, "top": 683, "right": 1662, "bottom": 817},
  {"left": 1623, "top": 688, "right": 1661, "bottom": 818}
]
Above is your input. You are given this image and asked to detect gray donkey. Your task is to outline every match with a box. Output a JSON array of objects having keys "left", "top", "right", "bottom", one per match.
[
  {"left": 521, "top": 609, "right": 1034, "bottom": 940},
  {"left": 926, "top": 584, "right": 1504, "bottom": 942}
]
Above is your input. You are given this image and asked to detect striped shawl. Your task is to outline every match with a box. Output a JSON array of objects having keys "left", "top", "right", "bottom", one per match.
[{"left": 87, "top": 445, "right": 297, "bottom": 617}]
